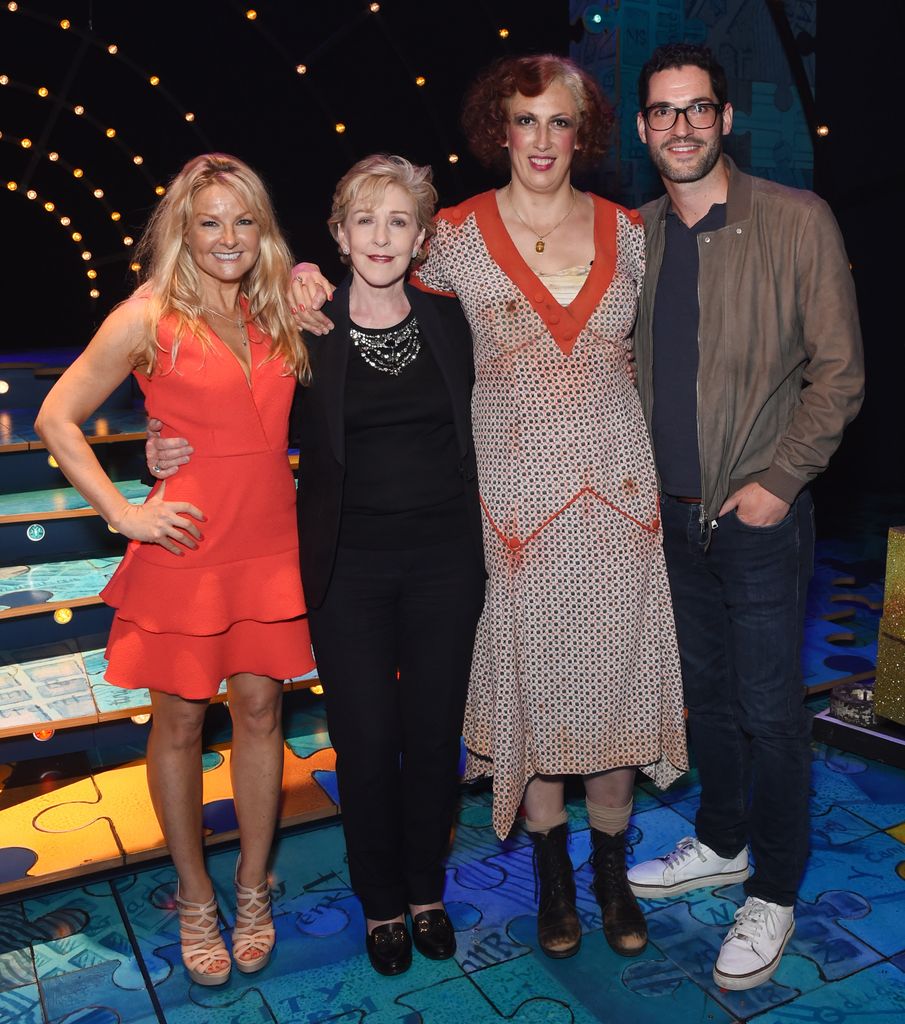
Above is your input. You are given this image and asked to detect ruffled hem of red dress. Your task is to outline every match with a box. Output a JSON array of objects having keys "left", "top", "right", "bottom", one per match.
[
  {"left": 104, "top": 613, "right": 315, "bottom": 700},
  {"left": 100, "top": 547, "right": 306, "bottom": 635}
]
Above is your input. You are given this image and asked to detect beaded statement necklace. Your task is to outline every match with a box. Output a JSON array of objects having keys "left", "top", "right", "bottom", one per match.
[{"left": 349, "top": 314, "right": 421, "bottom": 376}]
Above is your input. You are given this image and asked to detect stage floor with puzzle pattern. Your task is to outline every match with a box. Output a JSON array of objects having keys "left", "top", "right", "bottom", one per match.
[{"left": 0, "top": 740, "right": 903, "bottom": 1024}]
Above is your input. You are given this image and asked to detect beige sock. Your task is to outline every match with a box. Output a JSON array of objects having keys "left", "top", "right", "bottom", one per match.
[
  {"left": 585, "top": 797, "right": 632, "bottom": 835},
  {"left": 524, "top": 807, "right": 569, "bottom": 834}
]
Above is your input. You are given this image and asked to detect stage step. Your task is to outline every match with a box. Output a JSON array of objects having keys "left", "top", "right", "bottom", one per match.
[
  {"left": 0, "top": 480, "right": 149, "bottom": 561},
  {"left": 0, "top": 404, "right": 148, "bottom": 456},
  {"left": 0, "top": 555, "right": 120, "bottom": 649},
  {"left": 0, "top": 479, "right": 149, "bottom": 522},
  {"left": 0, "top": 479, "right": 150, "bottom": 524},
  {"left": 0, "top": 555, "right": 119, "bottom": 617},
  {"left": 0, "top": 363, "right": 57, "bottom": 408},
  {"left": 0, "top": 636, "right": 318, "bottom": 744},
  {"left": 0, "top": 357, "right": 137, "bottom": 413}
]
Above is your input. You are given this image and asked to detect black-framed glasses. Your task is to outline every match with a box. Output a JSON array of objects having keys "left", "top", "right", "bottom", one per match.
[{"left": 642, "top": 102, "right": 724, "bottom": 131}]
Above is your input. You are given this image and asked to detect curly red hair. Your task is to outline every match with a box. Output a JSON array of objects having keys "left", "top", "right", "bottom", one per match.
[{"left": 461, "top": 55, "right": 613, "bottom": 172}]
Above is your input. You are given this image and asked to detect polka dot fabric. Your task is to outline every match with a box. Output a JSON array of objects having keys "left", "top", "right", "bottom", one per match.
[{"left": 414, "top": 190, "right": 688, "bottom": 838}]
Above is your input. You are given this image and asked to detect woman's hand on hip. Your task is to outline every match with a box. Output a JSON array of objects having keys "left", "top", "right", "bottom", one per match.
[{"left": 112, "top": 491, "right": 205, "bottom": 555}]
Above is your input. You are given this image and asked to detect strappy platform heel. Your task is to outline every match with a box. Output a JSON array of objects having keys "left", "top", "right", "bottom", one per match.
[
  {"left": 232, "top": 859, "right": 275, "bottom": 974},
  {"left": 175, "top": 887, "right": 231, "bottom": 986}
]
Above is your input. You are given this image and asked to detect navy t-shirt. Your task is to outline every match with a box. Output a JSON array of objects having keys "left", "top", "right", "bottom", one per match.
[{"left": 650, "top": 203, "right": 727, "bottom": 496}]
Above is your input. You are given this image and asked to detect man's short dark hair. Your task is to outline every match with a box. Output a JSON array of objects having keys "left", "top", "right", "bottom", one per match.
[{"left": 638, "top": 43, "right": 728, "bottom": 110}]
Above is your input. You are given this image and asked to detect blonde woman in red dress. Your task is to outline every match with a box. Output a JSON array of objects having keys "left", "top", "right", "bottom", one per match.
[{"left": 36, "top": 154, "right": 313, "bottom": 986}]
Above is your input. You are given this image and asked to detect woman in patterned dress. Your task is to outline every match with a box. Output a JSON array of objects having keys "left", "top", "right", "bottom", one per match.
[{"left": 303, "top": 55, "right": 687, "bottom": 961}]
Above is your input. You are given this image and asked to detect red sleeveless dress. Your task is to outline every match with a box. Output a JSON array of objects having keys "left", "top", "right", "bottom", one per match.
[{"left": 101, "top": 315, "right": 314, "bottom": 698}]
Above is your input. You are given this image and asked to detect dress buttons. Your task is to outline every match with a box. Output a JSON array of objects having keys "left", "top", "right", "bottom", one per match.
[
  {"left": 703, "top": 236, "right": 711, "bottom": 243},
  {"left": 563, "top": 332, "right": 573, "bottom": 342},
  {"left": 549, "top": 314, "right": 560, "bottom": 325},
  {"left": 736, "top": 227, "right": 743, "bottom": 234},
  {"left": 534, "top": 293, "right": 545, "bottom": 303}
]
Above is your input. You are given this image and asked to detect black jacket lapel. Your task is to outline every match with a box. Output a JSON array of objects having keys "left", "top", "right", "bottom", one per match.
[{"left": 311, "top": 278, "right": 352, "bottom": 466}]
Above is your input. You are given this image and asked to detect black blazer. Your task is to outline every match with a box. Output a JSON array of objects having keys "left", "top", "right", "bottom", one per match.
[{"left": 291, "top": 279, "right": 485, "bottom": 609}]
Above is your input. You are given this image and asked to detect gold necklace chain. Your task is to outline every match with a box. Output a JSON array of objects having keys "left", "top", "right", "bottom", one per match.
[
  {"left": 201, "top": 305, "right": 249, "bottom": 347},
  {"left": 202, "top": 305, "right": 246, "bottom": 327},
  {"left": 507, "top": 185, "right": 576, "bottom": 254}
]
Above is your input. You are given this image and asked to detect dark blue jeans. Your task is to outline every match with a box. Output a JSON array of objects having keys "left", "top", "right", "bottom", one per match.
[{"left": 660, "top": 490, "right": 815, "bottom": 907}]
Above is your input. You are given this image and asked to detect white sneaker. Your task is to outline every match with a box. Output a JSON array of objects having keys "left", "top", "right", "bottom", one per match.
[
  {"left": 627, "top": 836, "right": 750, "bottom": 898},
  {"left": 713, "top": 896, "right": 794, "bottom": 990}
]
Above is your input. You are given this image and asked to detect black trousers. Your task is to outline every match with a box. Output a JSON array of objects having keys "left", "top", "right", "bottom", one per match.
[{"left": 308, "top": 533, "right": 485, "bottom": 920}]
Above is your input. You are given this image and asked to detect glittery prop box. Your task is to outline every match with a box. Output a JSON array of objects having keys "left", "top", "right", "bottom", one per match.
[{"left": 875, "top": 526, "right": 905, "bottom": 725}]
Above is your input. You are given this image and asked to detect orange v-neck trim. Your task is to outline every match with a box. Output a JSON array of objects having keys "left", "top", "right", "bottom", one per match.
[{"left": 466, "top": 189, "right": 631, "bottom": 356}]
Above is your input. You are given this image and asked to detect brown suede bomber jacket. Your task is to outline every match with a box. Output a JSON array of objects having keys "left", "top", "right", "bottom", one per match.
[{"left": 634, "top": 156, "right": 865, "bottom": 526}]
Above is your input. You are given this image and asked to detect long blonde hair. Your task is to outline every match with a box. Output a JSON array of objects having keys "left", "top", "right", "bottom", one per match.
[{"left": 131, "top": 153, "right": 309, "bottom": 380}]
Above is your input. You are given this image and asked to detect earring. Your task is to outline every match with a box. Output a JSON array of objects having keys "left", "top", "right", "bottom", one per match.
[
  {"left": 342, "top": 247, "right": 350, "bottom": 255},
  {"left": 411, "top": 250, "right": 419, "bottom": 258}
]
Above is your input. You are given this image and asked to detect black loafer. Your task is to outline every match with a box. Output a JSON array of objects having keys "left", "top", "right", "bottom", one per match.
[
  {"left": 365, "top": 922, "right": 412, "bottom": 976},
  {"left": 411, "top": 909, "right": 456, "bottom": 960}
]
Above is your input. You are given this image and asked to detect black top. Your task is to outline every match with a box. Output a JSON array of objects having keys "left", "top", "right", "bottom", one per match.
[
  {"left": 650, "top": 203, "right": 727, "bottom": 496},
  {"left": 293, "top": 279, "right": 485, "bottom": 609},
  {"left": 340, "top": 312, "right": 468, "bottom": 548}
]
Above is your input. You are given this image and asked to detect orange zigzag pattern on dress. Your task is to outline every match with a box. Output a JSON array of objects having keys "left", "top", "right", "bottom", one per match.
[{"left": 480, "top": 488, "right": 661, "bottom": 552}]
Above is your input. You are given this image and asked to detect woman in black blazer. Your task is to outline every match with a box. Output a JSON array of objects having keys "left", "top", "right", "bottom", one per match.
[{"left": 291, "top": 155, "right": 485, "bottom": 976}]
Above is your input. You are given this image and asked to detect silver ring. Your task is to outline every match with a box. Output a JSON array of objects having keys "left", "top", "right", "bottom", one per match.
[{"left": 152, "top": 464, "right": 161, "bottom": 473}]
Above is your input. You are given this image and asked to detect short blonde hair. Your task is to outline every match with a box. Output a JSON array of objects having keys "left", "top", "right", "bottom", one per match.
[
  {"left": 131, "top": 153, "right": 309, "bottom": 380},
  {"left": 327, "top": 154, "right": 437, "bottom": 266}
]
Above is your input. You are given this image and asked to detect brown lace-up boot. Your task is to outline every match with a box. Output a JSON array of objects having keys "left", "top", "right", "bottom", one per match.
[
  {"left": 529, "top": 823, "right": 581, "bottom": 958},
  {"left": 590, "top": 828, "right": 648, "bottom": 956}
]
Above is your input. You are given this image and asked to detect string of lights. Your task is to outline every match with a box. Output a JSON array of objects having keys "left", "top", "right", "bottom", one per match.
[
  {"left": 2, "top": 132, "right": 101, "bottom": 296},
  {"left": 2, "top": 1, "right": 520, "bottom": 313},
  {"left": 2, "top": 3, "right": 210, "bottom": 144},
  {"left": 231, "top": 1, "right": 489, "bottom": 163},
  {"left": 1, "top": 74, "right": 173, "bottom": 197},
  {"left": 1, "top": 121, "right": 148, "bottom": 232},
  {"left": 1, "top": 5, "right": 211, "bottom": 300}
]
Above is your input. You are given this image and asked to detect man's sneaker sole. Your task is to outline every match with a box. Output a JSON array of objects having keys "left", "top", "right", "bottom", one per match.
[
  {"left": 712, "top": 919, "right": 794, "bottom": 991},
  {"left": 628, "top": 866, "right": 750, "bottom": 899}
]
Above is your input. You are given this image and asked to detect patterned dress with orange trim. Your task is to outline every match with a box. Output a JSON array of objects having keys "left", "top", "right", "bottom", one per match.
[
  {"left": 413, "top": 190, "right": 688, "bottom": 838},
  {"left": 101, "top": 315, "right": 315, "bottom": 699}
]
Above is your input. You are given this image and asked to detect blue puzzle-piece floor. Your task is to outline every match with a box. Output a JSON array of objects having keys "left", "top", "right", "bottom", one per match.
[{"left": 2, "top": 735, "right": 900, "bottom": 1023}]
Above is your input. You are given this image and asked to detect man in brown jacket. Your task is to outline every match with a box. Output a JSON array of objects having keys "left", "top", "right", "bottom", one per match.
[{"left": 626, "top": 43, "right": 864, "bottom": 991}]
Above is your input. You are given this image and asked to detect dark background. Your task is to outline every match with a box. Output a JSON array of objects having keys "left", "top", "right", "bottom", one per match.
[{"left": 1, "top": 0, "right": 901, "bottom": 508}]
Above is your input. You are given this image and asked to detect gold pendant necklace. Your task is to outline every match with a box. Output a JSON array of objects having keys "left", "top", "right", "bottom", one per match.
[
  {"left": 202, "top": 305, "right": 249, "bottom": 346},
  {"left": 507, "top": 185, "right": 576, "bottom": 253}
]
